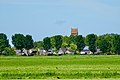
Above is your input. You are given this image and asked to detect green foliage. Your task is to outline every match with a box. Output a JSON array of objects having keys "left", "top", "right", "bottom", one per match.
[
  {"left": 2, "top": 32, "right": 120, "bottom": 55},
  {"left": 69, "top": 35, "right": 76, "bottom": 44},
  {"left": 50, "top": 36, "right": 56, "bottom": 48},
  {"left": 86, "top": 34, "right": 97, "bottom": 53},
  {"left": 75, "top": 35, "right": 85, "bottom": 51},
  {"left": 24, "top": 35, "right": 34, "bottom": 50},
  {"left": 54, "top": 35, "right": 63, "bottom": 50},
  {"left": 0, "top": 33, "right": 10, "bottom": 55},
  {"left": 96, "top": 36, "right": 109, "bottom": 53},
  {"left": 89, "top": 45, "right": 96, "bottom": 53},
  {"left": 3, "top": 47, "right": 16, "bottom": 56},
  {"left": 12, "top": 34, "right": 34, "bottom": 50},
  {"left": 0, "top": 39, "right": 6, "bottom": 54},
  {"left": 0, "top": 33, "right": 10, "bottom": 47},
  {"left": 12, "top": 34, "right": 25, "bottom": 50},
  {"left": 70, "top": 43, "right": 77, "bottom": 52},
  {"left": 62, "top": 36, "right": 70, "bottom": 46},
  {"left": 43, "top": 37, "right": 51, "bottom": 51},
  {"left": 111, "top": 34, "right": 120, "bottom": 54},
  {"left": 34, "top": 41, "right": 43, "bottom": 49},
  {"left": 61, "top": 42, "right": 68, "bottom": 48}
]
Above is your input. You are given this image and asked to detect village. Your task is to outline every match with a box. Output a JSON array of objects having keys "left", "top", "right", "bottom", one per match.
[
  {"left": 15, "top": 46, "right": 101, "bottom": 56},
  {"left": 14, "top": 28, "right": 101, "bottom": 56}
]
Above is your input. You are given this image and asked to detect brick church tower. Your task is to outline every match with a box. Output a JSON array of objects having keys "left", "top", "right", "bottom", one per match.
[{"left": 71, "top": 28, "right": 78, "bottom": 36}]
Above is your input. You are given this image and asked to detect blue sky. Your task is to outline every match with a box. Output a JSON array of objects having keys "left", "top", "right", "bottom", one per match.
[{"left": 0, "top": 0, "right": 120, "bottom": 44}]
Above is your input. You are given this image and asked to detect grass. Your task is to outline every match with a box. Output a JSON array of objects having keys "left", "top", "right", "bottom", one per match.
[{"left": 0, "top": 55, "right": 120, "bottom": 79}]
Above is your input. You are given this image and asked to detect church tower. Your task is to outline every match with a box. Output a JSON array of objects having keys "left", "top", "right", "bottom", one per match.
[{"left": 71, "top": 28, "right": 78, "bottom": 36}]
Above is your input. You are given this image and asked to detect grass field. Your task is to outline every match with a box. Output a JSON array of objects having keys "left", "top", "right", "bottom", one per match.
[{"left": 0, "top": 55, "right": 120, "bottom": 79}]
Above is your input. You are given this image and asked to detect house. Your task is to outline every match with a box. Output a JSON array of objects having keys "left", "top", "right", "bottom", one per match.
[
  {"left": 57, "top": 48, "right": 67, "bottom": 56},
  {"left": 58, "top": 48, "right": 67, "bottom": 54},
  {"left": 53, "top": 52, "right": 57, "bottom": 55},
  {"left": 28, "top": 49, "right": 37, "bottom": 56},
  {"left": 80, "top": 46, "right": 92, "bottom": 54},
  {"left": 22, "top": 48, "right": 28, "bottom": 56},
  {"left": 38, "top": 48, "right": 46, "bottom": 55},
  {"left": 95, "top": 48, "right": 102, "bottom": 54},
  {"left": 15, "top": 49, "right": 28, "bottom": 56},
  {"left": 15, "top": 50, "right": 21, "bottom": 56},
  {"left": 65, "top": 49, "right": 74, "bottom": 54},
  {"left": 58, "top": 51, "right": 62, "bottom": 56},
  {"left": 47, "top": 49, "right": 54, "bottom": 56},
  {"left": 81, "top": 49, "right": 92, "bottom": 54},
  {"left": 29, "top": 49, "right": 37, "bottom": 54}
]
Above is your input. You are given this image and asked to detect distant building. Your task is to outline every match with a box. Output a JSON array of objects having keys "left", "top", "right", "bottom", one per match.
[
  {"left": 38, "top": 48, "right": 46, "bottom": 55},
  {"left": 80, "top": 46, "right": 92, "bottom": 54},
  {"left": 81, "top": 49, "right": 92, "bottom": 54},
  {"left": 71, "top": 28, "right": 78, "bottom": 36}
]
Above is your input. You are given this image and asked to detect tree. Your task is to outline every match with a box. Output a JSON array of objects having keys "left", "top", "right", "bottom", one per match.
[
  {"left": 85, "top": 34, "right": 97, "bottom": 53},
  {"left": 89, "top": 45, "right": 96, "bottom": 54},
  {"left": 62, "top": 36, "right": 70, "bottom": 46},
  {"left": 12, "top": 34, "right": 34, "bottom": 52},
  {"left": 34, "top": 41, "right": 44, "bottom": 49},
  {"left": 96, "top": 36, "right": 109, "bottom": 53},
  {"left": 0, "top": 33, "right": 10, "bottom": 55},
  {"left": 50, "top": 36, "right": 56, "bottom": 48},
  {"left": 0, "top": 33, "right": 10, "bottom": 47},
  {"left": 3, "top": 47, "right": 16, "bottom": 56},
  {"left": 0, "top": 39, "right": 6, "bottom": 54},
  {"left": 54, "top": 35, "right": 63, "bottom": 50},
  {"left": 70, "top": 43, "right": 77, "bottom": 52},
  {"left": 12, "top": 34, "right": 25, "bottom": 50},
  {"left": 103, "top": 34, "right": 113, "bottom": 52},
  {"left": 24, "top": 35, "right": 34, "bottom": 50},
  {"left": 75, "top": 35, "right": 85, "bottom": 52},
  {"left": 111, "top": 34, "right": 120, "bottom": 54},
  {"left": 69, "top": 35, "right": 76, "bottom": 44},
  {"left": 61, "top": 42, "right": 68, "bottom": 48},
  {"left": 43, "top": 37, "right": 51, "bottom": 51}
]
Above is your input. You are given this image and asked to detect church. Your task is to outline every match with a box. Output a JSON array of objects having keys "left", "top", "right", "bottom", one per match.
[{"left": 71, "top": 28, "right": 78, "bottom": 36}]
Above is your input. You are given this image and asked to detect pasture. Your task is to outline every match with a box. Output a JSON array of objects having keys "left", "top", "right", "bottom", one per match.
[{"left": 0, "top": 55, "right": 120, "bottom": 79}]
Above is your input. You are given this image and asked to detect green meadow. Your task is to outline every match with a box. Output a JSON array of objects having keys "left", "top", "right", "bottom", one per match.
[{"left": 0, "top": 55, "right": 120, "bottom": 79}]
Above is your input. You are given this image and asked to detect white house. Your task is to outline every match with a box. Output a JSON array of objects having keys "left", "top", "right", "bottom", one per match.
[
  {"left": 80, "top": 46, "right": 92, "bottom": 54},
  {"left": 81, "top": 49, "right": 92, "bottom": 54}
]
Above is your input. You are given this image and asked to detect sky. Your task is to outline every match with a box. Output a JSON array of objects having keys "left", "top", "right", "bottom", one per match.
[{"left": 0, "top": 0, "right": 120, "bottom": 45}]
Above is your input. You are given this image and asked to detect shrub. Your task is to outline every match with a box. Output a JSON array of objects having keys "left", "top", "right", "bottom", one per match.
[
  {"left": 3, "top": 47, "right": 16, "bottom": 56},
  {"left": 103, "top": 52, "right": 115, "bottom": 55}
]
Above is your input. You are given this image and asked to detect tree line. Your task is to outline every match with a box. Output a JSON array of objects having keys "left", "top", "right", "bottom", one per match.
[
  {"left": 35, "top": 33, "right": 120, "bottom": 55},
  {"left": 0, "top": 33, "right": 120, "bottom": 56}
]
